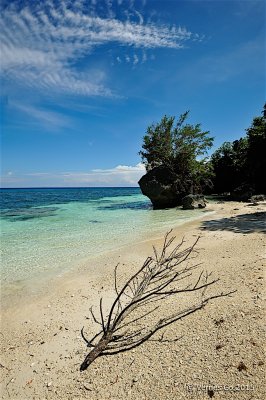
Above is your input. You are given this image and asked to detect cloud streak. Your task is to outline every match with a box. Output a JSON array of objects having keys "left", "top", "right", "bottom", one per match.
[
  {"left": 0, "top": 0, "right": 201, "bottom": 97},
  {"left": 1, "top": 163, "right": 146, "bottom": 187},
  {"left": 12, "top": 102, "right": 71, "bottom": 130}
]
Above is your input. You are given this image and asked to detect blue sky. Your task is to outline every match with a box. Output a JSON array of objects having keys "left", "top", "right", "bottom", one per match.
[{"left": 0, "top": 0, "right": 265, "bottom": 187}]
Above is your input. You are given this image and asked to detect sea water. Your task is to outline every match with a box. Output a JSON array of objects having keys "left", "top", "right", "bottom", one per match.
[{"left": 0, "top": 188, "right": 207, "bottom": 289}]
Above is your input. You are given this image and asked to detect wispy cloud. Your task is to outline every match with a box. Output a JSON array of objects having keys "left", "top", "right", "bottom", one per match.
[
  {"left": 0, "top": 0, "right": 201, "bottom": 97},
  {"left": 133, "top": 54, "right": 139, "bottom": 65},
  {"left": 1, "top": 163, "right": 146, "bottom": 187},
  {"left": 12, "top": 102, "right": 71, "bottom": 130}
]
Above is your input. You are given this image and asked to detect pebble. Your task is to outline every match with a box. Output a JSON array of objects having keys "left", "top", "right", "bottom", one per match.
[
  {"left": 83, "top": 383, "right": 93, "bottom": 391},
  {"left": 192, "top": 373, "right": 201, "bottom": 379},
  {"left": 47, "top": 381, "right": 52, "bottom": 387}
]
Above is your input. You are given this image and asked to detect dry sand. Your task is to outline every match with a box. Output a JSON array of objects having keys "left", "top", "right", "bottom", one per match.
[{"left": 0, "top": 201, "right": 265, "bottom": 400}]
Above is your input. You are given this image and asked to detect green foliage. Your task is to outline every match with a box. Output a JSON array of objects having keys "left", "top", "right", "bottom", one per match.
[
  {"left": 245, "top": 104, "right": 266, "bottom": 193},
  {"left": 211, "top": 104, "right": 266, "bottom": 194},
  {"left": 139, "top": 112, "right": 214, "bottom": 191},
  {"left": 211, "top": 139, "right": 248, "bottom": 193},
  {"left": 140, "top": 105, "right": 265, "bottom": 197},
  {"left": 139, "top": 114, "right": 177, "bottom": 170}
]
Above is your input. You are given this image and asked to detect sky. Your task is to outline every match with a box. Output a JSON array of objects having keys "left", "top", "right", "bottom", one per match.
[{"left": 0, "top": 0, "right": 265, "bottom": 188}]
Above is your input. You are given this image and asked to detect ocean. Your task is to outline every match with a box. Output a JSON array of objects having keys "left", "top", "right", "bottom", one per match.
[{"left": 0, "top": 187, "right": 208, "bottom": 290}]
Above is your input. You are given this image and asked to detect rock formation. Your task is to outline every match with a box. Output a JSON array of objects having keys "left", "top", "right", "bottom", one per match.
[
  {"left": 231, "top": 184, "right": 254, "bottom": 202},
  {"left": 138, "top": 166, "right": 191, "bottom": 209},
  {"left": 182, "top": 194, "right": 206, "bottom": 210}
]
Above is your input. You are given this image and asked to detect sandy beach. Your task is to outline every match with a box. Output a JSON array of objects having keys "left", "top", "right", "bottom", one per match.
[{"left": 1, "top": 201, "right": 265, "bottom": 400}]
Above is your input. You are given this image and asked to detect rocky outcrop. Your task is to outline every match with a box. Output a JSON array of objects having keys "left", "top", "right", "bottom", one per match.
[
  {"left": 182, "top": 194, "right": 206, "bottom": 210},
  {"left": 138, "top": 166, "right": 187, "bottom": 209},
  {"left": 250, "top": 194, "right": 266, "bottom": 203},
  {"left": 231, "top": 184, "right": 254, "bottom": 202}
]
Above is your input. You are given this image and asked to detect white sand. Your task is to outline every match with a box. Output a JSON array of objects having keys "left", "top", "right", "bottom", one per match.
[{"left": 1, "top": 201, "right": 265, "bottom": 399}]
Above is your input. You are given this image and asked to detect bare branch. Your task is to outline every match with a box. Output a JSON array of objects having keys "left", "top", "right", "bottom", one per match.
[
  {"left": 81, "top": 327, "right": 97, "bottom": 348},
  {"left": 80, "top": 233, "right": 235, "bottom": 371},
  {"left": 106, "top": 257, "right": 153, "bottom": 330},
  {"left": 89, "top": 306, "right": 101, "bottom": 325},
  {"left": 113, "top": 305, "right": 160, "bottom": 333},
  {"left": 99, "top": 298, "right": 106, "bottom": 333}
]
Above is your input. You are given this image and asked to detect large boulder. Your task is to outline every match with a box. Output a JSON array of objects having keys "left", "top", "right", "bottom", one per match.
[
  {"left": 182, "top": 194, "right": 206, "bottom": 210},
  {"left": 138, "top": 166, "right": 187, "bottom": 209}
]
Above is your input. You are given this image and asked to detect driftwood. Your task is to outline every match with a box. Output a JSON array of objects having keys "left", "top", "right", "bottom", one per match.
[{"left": 80, "top": 231, "right": 235, "bottom": 371}]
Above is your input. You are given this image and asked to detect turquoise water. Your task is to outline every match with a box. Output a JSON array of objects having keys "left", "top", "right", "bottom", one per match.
[{"left": 0, "top": 188, "right": 207, "bottom": 287}]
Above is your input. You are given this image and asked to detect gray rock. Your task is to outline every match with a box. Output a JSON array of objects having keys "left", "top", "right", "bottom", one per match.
[
  {"left": 182, "top": 194, "right": 206, "bottom": 210},
  {"left": 231, "top": 184, "right": 254, "bottom": 202},
  {"left": 138, "top": 166, "right": 190, "bottom": 209},
  {"left": 250, "top": 194, "right": 266, "bottom": 203}
]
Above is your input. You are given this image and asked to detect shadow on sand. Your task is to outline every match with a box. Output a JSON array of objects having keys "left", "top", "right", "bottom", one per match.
[{"left": 200, "top": 211, "right": 266, "bottom": 234}]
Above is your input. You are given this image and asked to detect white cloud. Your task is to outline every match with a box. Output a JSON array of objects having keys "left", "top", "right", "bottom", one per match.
[
  {"left": 12, "top": 103, "right": 71, "bottom": 130},
  {"left": 142, "top": 51, "right": 147, "bottom": 63},
  {"left": 0, "top": 1, "right": 200, "bottom": 97},
  {"left": 135, "top": 10, "right": 144, "bottom": 25},
  {"left": 133, "top": 54, "right": 139, "bottom": 65},
  {"left": 1, "top": 163, "right": 146, "bottom": 187},
  {"left": 92, "top": 163, "right": 145, "bottom": 173}
]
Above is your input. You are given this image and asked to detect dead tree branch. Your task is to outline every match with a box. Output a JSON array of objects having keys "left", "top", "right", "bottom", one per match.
[{"left": 80, "top": 231, "right": 235, "bottom": 371}]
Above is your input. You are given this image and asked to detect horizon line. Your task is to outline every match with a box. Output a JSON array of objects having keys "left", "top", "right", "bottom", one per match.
[{"left": 0, "top": 186, "right": 140, "bottom": 189}]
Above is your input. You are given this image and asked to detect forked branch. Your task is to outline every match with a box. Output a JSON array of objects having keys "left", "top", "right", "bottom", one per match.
[{"left": 80, "top": 231, "right": 235, "bottom": 371}]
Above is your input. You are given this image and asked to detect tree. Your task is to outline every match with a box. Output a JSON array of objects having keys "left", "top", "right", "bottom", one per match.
[
  {"left": 211, "top": 139, "right": 248, "bottom": 193},
  {"left": 139, "top": 112, "right": 214, "bottom": 193},
  {"left": 246, "top": 104, "right": 266, "bottom": 193},
  {"left": 211, "top": 104, "right": 265, "bottom": 195},
  {"left": 139, "top": 114, "right": 177, "bottom": 171}
]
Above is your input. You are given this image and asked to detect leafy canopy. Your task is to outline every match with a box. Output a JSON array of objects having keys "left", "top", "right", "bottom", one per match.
[
  {"left": 139, "top": 111, "right": 214, "bottom": 179},
  {"left": 211, "top": 104, "right": 266, "bottom": 194},
  {"left": 245, "top": 104, "right": 266, "bottom": 192},
  {"left": 211, "top": 139, "right": 248, "bottom": 193}
]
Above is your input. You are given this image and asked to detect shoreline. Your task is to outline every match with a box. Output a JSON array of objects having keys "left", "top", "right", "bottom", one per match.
[
  {"left": 0, "top": 207, "right": 216, "bottom": 312},
  {"left": 1, "top": 201, "right": 265, "bottom": 399}
]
